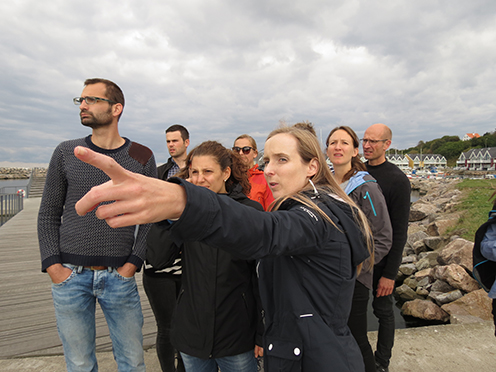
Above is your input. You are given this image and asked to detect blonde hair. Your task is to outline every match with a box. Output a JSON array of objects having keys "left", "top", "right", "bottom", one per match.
[{"left": 266, "top": 125, "right": 374, "bottom": 272}]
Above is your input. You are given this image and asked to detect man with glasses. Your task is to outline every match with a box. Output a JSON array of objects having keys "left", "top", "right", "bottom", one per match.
[
  {"left": 38, "top": 78, "right": 156, "bottom": 372},
  {"left": 233, "top": 134, "right": 274, "bottom": 210},
  {"left": 362, "top": 123, "right": 411, "bottom": 372},
  {"left": 144, "top": 124, "right": 189, "bottom": 372}
]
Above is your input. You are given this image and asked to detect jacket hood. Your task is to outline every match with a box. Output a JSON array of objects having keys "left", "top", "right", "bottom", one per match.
[
  {"left": 344, "top": 171, "right": 376, "bottom": 195},
  {"left": 278, "top": 191, "right": 369, "bottom": 267},
  {"left": 248, "top": 164, "right": 264, "bottom": 176},
  {"left": 226, "top": 182, "right": 249, "bottom": 203},
  {"left": 320, "top": 194, "right": 370, "bottom": 267}
]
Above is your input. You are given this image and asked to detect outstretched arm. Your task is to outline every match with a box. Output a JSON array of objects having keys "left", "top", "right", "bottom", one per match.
[{"left": 74, "top": 146, "right": 186, "bottom": 228}]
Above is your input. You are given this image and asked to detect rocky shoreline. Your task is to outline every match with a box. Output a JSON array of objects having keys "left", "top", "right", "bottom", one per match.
[
  {"left": 1, "top": 167, "right": 491, "bottom": 324},
  {"left": 0, "top": 167, "right": 47, "bottom": 180},
  {"left": 395, "top": 178, "right": 492, "bottom": 325}
]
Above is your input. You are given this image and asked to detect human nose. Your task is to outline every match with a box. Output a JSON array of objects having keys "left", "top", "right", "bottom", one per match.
[
  {"left": 79, "top": 99, "right": 89, "bottom": 110},
  {"left": 264, "top": 162, "right": 274, "bottom": 176}
]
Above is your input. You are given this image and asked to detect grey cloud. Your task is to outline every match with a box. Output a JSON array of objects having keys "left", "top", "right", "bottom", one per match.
[{"left": 0, "top": 0, "right": 495, "bottom": 166}]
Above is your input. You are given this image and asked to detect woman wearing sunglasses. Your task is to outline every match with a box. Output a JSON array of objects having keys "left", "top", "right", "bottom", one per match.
[
  {"left": 326, "top": 126, "right": 392, "bottom": 372},
  {"left": 75, "top": 125, "right": 374, "bottom": 372},
  {"left": 233, "top": 134, "right": 274, "bottom": 210}
]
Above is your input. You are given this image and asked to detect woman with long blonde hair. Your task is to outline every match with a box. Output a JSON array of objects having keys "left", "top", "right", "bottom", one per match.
[{"left": 75, "top": 125, "right": 374, "bottom": 372}]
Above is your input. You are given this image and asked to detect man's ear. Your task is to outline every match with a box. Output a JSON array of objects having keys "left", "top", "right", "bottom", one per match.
[
  {"left": 185, "top": 139, "right": 190, "bottom": 148},
  {"left": 113, "top": 103, "right": 123, "bottom": 118}
]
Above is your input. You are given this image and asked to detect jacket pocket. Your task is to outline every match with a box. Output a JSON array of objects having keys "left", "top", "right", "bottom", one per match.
[{"left": 265, "top": 336, "right": 303, "bottom": 372}]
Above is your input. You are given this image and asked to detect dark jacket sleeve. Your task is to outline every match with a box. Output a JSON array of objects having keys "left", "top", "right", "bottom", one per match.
[
  {"left": 146, "top": 221, "right": 181, "bottom": 270},
  {"left": 164, "top": 179, "right": 358, "bottom": 261}
]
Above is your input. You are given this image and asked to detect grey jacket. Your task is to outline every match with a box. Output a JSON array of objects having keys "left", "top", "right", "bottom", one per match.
[{"left": 344, "top": 171, "right": 392, "bottom": 289}]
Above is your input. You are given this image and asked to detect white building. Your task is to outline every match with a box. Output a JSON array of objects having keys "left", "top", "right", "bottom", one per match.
[
  {"left": 383, "top": 153, "right": 447, "bottom": 169},
  {"left": 456, "top": 147, "right": 496, "bottom": 170},
  {"left": 462, "top": 133, "right": 480, "bottom": 141}
]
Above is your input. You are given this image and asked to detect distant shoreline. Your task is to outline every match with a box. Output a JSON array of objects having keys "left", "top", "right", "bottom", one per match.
[
  {"left": 0, "top": 176, "right": 30, "bottom": 180},
  {"left": 0, "top": 167, "right": 45, "bottom": 180}
]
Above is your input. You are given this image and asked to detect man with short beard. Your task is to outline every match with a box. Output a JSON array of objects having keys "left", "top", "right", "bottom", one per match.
[{"left": 38, "top": 78, "right": 156, "bottom": 372}]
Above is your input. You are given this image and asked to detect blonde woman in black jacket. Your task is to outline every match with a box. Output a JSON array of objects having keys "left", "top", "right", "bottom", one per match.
[{"left": 74, "top": 126, "right": 373, "bottom": 372}]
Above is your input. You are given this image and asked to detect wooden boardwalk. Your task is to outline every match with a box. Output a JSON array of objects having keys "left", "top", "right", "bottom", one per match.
[{"left": 0, "top": 197, "right": 157, "bottom": 358}]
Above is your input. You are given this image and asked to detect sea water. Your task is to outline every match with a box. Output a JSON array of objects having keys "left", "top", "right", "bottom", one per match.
[{"left": 0, "top": 179, "right": 29, "bottom": 194}]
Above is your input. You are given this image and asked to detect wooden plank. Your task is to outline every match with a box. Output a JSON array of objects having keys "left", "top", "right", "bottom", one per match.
[{"left": 0, "top": 198, "right": 157, "bottom": 358}]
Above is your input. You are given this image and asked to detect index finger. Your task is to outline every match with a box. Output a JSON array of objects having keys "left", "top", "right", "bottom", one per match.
[{"left": 74, "top": 146, "right": 129, "bottom": 183}]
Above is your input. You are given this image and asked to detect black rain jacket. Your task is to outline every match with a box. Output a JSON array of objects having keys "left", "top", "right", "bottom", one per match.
[{"left": 164, "top": 179, "right": 369, "bottom": 371}]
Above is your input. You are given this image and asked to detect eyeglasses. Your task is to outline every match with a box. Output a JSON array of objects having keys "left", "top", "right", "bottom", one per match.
[
  {"left": 360, "top": 138, "right": 388, "bottom": 145},
  {"left": 232, "top": 146, "right": 254, "bottom": 155},
  {"left": 73, "top": 96, "right": 116, "bottom": 105}
]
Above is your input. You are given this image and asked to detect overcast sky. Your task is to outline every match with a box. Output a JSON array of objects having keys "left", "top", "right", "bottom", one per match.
[{"left": 1, "top": 0, "right": 495, "bottom": 167}]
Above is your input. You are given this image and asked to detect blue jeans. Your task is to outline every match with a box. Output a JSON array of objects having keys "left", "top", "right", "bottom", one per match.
[
  {"left": 51, "top": 265, "right": 145, "bottom": 372},
  {"left": 180, "top": 350, "right": 256, "bottom": 372}
]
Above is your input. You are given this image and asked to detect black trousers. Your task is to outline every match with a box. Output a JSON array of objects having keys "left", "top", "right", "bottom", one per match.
[
  {"left": 143, "top": 273, "right": 185, "bottom": 372},
  {"left": 348, "top": 281, "right": 375, "bottom": 372},
  {"left": 492, "top": 299, "right": 496, "bottom": 337},
  {"left": 372, "top": 267, "right": 395, "bottom": 368}
]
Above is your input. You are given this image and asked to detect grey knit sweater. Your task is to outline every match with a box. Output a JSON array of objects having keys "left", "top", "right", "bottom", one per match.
[{"left": 38, "top": 135, "right": 157, "bottom": 272}]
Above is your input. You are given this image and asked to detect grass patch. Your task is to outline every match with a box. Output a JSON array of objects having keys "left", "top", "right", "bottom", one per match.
[{"left": 450, "top": 179, "right": 496, "bottom": 240}]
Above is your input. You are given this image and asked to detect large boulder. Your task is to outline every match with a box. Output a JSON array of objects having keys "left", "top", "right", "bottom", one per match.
[
  {"left": 399, "top": 263, "right": 417, "bottom": 277},
  {"left": 402, "top": 255, "right": 417, "bottom": 264},
  {"left": 426, "top": 218, "right": 458, "bottom": 237},
  {"left": 424, "top": 236, "right": 443, "bottom": 250},
  {"left": 410, "top": 202, "right": 440, "bottom": 222},
  {"left": 415, "top": 268, "right": 435, "bottom": 282},
  {"left": 408, "top": 224, "right": 427, "bottom": 235},
  {"left": 407, "top": 231, "right": 430, "bottom": 249},
  {"left": 433, "top": 197, "right": 454, "bottom": 210},
  {"left": 416, "top": 251, "right": 439, "bottom": 271},
  {"left": 437, "top": 238, "right": 473, "bottom": 270},
  {"left": 396, "top": 284, "right": 424, "bottom": 301},
  {"left": 441, "top": 289, "right": 493, "bottom": 321},
  {"left": 433, "top": 264, "right": 480, "bottom": 293},
  {"left": 428, "top": 289, "right": 464, "bottom": 306},
  {"left": 430, "top": 279, "right": 455, "bottom": 293},
  {"left": 401, "top": 299, "right": 450, "bottom": 322},
  {"left": 403, "top": 276, "right": 419, "bottom": 290},
  {"left": 413, "top": 240, "right": 427, "bottom": 255}
]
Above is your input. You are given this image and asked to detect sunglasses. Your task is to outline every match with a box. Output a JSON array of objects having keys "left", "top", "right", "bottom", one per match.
[{"left": 232, "top": 146, "right": 254, "bottom": 155}]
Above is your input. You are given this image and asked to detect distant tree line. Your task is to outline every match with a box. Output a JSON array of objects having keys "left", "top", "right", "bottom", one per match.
[{"left": 389, "top": 131, "right": 496, "bottom": 166}]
